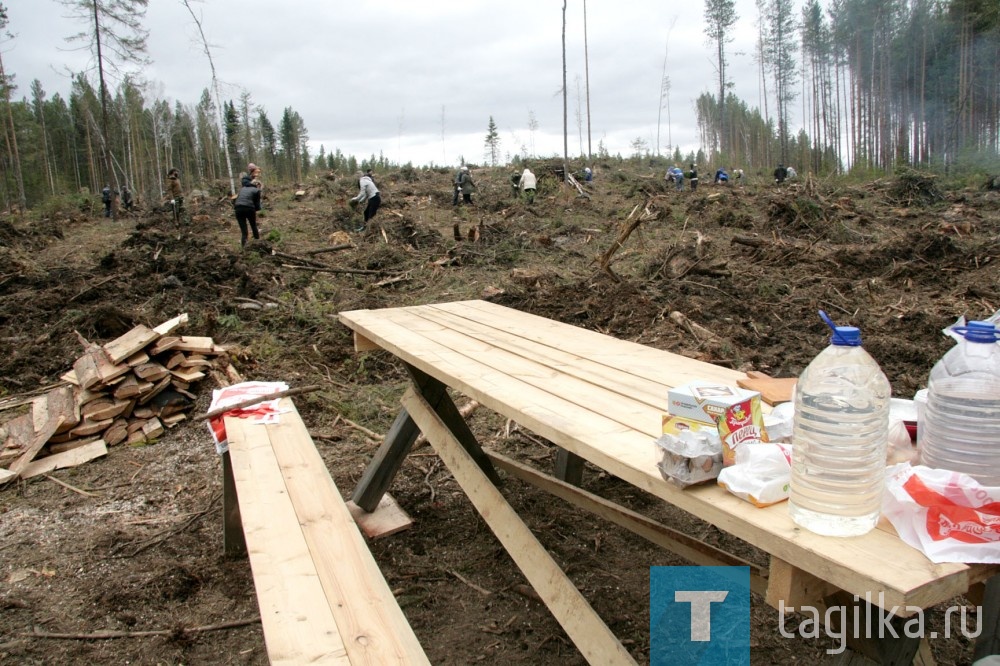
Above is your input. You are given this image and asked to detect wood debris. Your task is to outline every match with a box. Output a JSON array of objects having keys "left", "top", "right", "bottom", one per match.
[{"left": 1, "top": 313, "right": 226, "bottom": 484}]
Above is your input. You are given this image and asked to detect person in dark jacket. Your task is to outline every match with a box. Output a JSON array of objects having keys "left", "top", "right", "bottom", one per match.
[
  {"left": 241, "top": 163, "right": 261, "bottom": 188},
  {"left": 233, "top": 179, "right": 262, "bottom": 247},
  {"left": 452, "top": 167, "right": 463, "bottom": 205},
  {"left": 101, "top": 184, "right": 112, "bottom": 217},
  {"left": 457, "top": 166, "right": 475, "bottom": 204},
  {"left": 688, "top": 164, "right": 699, "bottom": 191},
  {"left": 166, "top": 168, "right": 184, "bottom": 222},
  {"left": 121, "top": 185, "right": 133, "bottom": 211},
  {"left": 774, "top": 163, "right": 788, "bottom": 184}
]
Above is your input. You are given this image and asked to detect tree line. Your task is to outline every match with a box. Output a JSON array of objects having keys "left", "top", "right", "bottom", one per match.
[
  {"left": 696, "top": 0, "right": 999, "bottom": 175},
  {"left": 0, "top": 72, "right": 324, "bottom": 211}
]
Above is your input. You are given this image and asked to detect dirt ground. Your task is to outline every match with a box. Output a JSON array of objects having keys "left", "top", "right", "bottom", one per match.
[{"left": 1, "top": 163, "right": 999, "bottom": 665}]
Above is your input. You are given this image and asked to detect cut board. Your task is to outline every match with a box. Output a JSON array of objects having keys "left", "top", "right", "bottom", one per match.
[
  {"left": 346, "top": 493, "right": 414, "bottom": 539},
  {"left": 737, "top": 370, "right": 798, "bottom": 405},
  {"left": 103, "top": 324, "right": 159, "bottom": 365}
]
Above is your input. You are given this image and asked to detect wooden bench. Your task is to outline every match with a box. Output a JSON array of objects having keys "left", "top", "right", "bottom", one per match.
[
  {"left": 339, "top": 299, "right": 1000, "bottom": 666},
  {"left": 221, "top": 397, "right": 429, "bottom": 665}
]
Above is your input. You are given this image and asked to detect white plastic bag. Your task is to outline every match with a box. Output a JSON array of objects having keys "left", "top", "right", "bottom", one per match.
[
  {"left": 717, "top": 443, "right": 792, "bottom": 507},
  {"left": 882, "top": 463, "right": 1000, "bottom": 563},
  {"left": 207, "top": 381, "right": 290, "bottom": 454}
]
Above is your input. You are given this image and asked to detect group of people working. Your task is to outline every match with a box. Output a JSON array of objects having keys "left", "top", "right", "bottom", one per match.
[
  {"left": 99, "top": 183, "right": 134, "bottom": 218},
  {"left": 666, "top": 163, "right": 797, "bottom": 189}
]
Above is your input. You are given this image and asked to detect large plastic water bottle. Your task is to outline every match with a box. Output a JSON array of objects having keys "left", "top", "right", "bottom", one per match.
[
  {"left": 788, "top": 313, "right": 891, "bottom": 537},
  {"left": 919, "top": 321, "right": 1000, "bottom": 485}
]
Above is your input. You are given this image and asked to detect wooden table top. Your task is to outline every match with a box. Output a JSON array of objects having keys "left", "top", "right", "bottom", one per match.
[{"left": 339, "top": 299, "right": 997, "bottom": 612}]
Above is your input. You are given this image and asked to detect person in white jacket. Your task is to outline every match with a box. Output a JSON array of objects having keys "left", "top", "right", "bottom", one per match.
[
  {"left": 350, "top": 169, "right": 381, "bottom": 231},
  {"left": 519, "top": 167, "right": 537, "bottom": 204}
]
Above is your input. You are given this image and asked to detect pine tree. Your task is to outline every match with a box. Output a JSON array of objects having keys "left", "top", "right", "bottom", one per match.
[
  {"left": 58, "top": 0, "right": 149, "bottom": 217},
  {"left": 484, "top": 116, "right": 500, "bottom": 166},
  {"left": 704, "top": 0, "right": 738, "bottom": 159}
]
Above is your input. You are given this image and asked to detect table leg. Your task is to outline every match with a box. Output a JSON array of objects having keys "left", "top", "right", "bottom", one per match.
[
  {"left": 401, "top": 387, "right": 636, "bottom": 666},
  {"left": 823, "top": 591, "right": 922, "bottom": 665},
  {"left": 351, "top": 365, "right": 499, "bottom": 512},
  {"left": 554, "top": 448, "right": 585, "bottom": 486},
  {"left": 974, "top": 574, "right": 1000, "bottom": 661}
]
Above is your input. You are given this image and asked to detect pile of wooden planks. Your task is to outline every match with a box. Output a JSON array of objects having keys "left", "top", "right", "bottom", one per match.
[{"left": 0, "top": 313, "right": 226, "bottom": 485}]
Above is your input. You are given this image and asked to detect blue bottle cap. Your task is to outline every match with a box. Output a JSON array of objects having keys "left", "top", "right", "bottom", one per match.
[
  {"left": 830, "top": 326, "right": 861, "bottom": 346},
  {"left": 962, "top": 321, "right": 999, "bottom": 343},
  {"left": 819, "top": 310, "right": 862, "bottom": 346}
]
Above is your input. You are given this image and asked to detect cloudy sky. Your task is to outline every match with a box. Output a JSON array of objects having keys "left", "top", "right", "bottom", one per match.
[{"left": 5, "top": 0, "right": 784, "bottom": 167}]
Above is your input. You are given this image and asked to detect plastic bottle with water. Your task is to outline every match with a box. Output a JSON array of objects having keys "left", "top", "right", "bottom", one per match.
[
  {"left": 788, "top": 312, "right": 891, "bottom": 537},
  {"left": 919, "top": 321, "right": 1000, "bottom": 485}
]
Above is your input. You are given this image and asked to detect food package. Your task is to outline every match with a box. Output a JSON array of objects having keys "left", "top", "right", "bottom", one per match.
[
  {"left": 715, "top": 397, "right": 769, "bottom": 466},
  {"left": 717, "top": 443, "right": 793, "bottom": 507},
  {"left": 654, "top": 428, "right": 723, "bottom": 489},
  {"left": 667, "top": 380, "right": 763, "bottom": 425}
]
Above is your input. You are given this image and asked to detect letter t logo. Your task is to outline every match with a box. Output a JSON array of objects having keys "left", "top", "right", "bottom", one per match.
[{"left": 675, "top": 590, "right": 729, "bottom": 641}]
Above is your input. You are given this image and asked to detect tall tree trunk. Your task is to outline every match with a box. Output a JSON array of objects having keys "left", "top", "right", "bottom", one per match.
[
  {"left": 583, "top": 0, "right": 592, "bottom": 162},
  {"left": 183, "top": 0, "right": 236, "bottom": 195},
  {"left": 0, "top": 53, "right": 26, "bottom": 213},
  {"left": 561, "top": 0, "right": 568, "bottom": 182}
]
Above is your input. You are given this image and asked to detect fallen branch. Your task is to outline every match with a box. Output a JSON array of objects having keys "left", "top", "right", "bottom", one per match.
[
  {"left": 413, "top": 401, "right": 479, "bottom": 450},
  {"left": 566, "top": 172, "right": 590, "bottom": 197},
  {"left": 192, "top": 385, "right": 323, "bottom": 422},
  {"left": 68, "top": 274, "right": 123, "bottom": 303},
  {"left": 113, "top": 493, "right": 221, "bottom": 558},
  {"left": 270, "top": 250, "right": 329, "bottom": 268},
  {"left": 44, "top": 474, "right": 99, "bottom": 497},
  {"left": 372, "top": 272, "right": 414, "bottom": 288},
  {"left": 668, "top": 311, "right": 720, "bottom": 343},
  {"left": 0, "top": 382, "right": 72, "bottom": 413},
  {"left": 512, "top": 583, "right": 543, "bottom": 604},
  {"left": 448, "top": 569, "right": 493, "bottom": 596},
  {"left": 305, "top": 243, "right": 354, "bottom": 256},
  {"left": 23, "top": 616, "right": 261, "bottom": 641},
  {"left": 340, "top": 417, "right": 382, "bottom": 440},
  {"left": 597, "top": 201, "right": 650, "bottom": 278},
  {"left": 282, "top": 264, "right": 385, "bottom": 275}
]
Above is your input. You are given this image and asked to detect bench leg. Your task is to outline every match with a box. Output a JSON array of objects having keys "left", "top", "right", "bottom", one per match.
[
  {"left": 554, "top": 448, "right": 585, "bottom": 486},
  {"left": 351, "top": 365, "right": 500, "bottom": 513},
  {"left": 222, "top": 451, "right": 247, "bottom": 557},
  {"left": 402, "top": 387, "right": 635, "bottom": 666}
]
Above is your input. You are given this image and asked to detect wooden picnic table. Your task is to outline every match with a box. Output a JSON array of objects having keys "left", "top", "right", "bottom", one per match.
[{"left": 339, "top": 299, "right": 1000, "bottom": 665}]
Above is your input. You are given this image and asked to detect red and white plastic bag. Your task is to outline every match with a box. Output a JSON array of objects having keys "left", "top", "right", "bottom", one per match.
[
  {"left": 882, "top": 463, "right": 1000, "bottom": 563},
  {"left": 207, "top": 381, "right": 289, "bottom": 454}
]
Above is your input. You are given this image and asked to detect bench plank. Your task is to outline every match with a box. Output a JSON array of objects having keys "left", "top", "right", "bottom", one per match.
[
  {"left": 227, "top": 413, "right": 351, "bottom": 665},
  {"left": 227, "top": 399, "right": 429, "bottom": 666},
  {"left": 339, "top": 301, "right": 996, "bottom": 613}
]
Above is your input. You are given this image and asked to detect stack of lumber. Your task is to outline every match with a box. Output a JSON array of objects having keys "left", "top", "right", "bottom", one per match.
[{"left": 0, "top": 313, "right": 225, "bottom": 484}]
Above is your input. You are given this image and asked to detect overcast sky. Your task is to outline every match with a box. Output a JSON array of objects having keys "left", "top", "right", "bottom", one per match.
[{"left": 5, "top": 0, "right": 786, "bottom": 167}]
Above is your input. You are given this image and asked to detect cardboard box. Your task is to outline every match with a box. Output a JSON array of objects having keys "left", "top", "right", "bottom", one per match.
[
  {"left": 667, "top": 381, "right": 762, "bottom": 425},
  {"left": 661, "top": 413, "right": 719, "bottom": 438}
]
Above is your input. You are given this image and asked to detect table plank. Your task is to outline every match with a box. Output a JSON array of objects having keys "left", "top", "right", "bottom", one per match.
[{"left": 339, "top": 301, "right": 994, "bottom": 613}]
